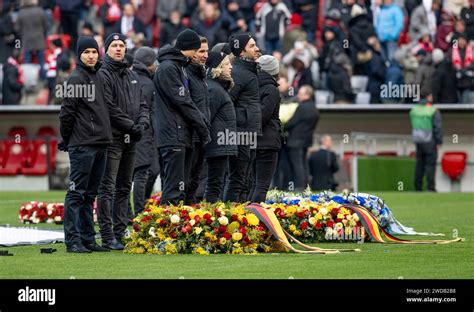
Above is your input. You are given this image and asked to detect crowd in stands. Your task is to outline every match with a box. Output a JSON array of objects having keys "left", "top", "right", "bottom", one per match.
[{"left": 1, "top": 0, "right": 474, "bottom": 105}]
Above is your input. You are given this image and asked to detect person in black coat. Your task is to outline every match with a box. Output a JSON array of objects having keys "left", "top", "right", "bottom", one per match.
[
  {"left": 159, "top": 10, "right": 186, "bottom": 47},
  {"left": 348, "top": 9, "right": 376, "bottom": 75},
  {"left": 249, "top": 55, "right": 281, "bottom": 203},
  {"left": 154, "top": 29, "right": 211, "bottom": 206},
  {"left": 285, "top": 85, "right": 319, "bottom": 191},
  {"left": 327, "top": 52, "right": 354, "bottom": 103},
  {"left": 59, "top": 36, "right": 113, "bottom": 253},
  {"left": 185, "top": 37, "right": 211, "bottom": 204},
  {"left": 308, "top": 135, "right": 339, "bottom": 191},
  {"left": 96, "top": 33, "right": 149, "bottom": 250},
  {"left": 223, "top": 33, "right": 262, "bottom": 203},
  {"left": 365, "top": 36, "right": 387, "bottom": 104},
  {"left": 131, "top": 47, "right": 159, "bottom": 216},
  {"left": 2, "top": 49, "right": 23, "bottom": 105},
  {"left": 432, "top": 59, "right": 459, "bottom": 104},
  {"left": 203, "top": 51, "right": 237, "bottom": 203}
]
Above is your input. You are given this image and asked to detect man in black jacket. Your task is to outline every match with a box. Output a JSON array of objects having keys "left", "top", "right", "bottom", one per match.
[
  {"left": 250, "top": 55, "right": 281, "bottom": 203},
  {"left": 154, "top": 29, "right": 211, "bottom": 205},
  {"left": 224, "top": 33, "right": 261, "bottom": 203},
  {"left": 285, "top": 85, "right": 319, "bottom": 191},
  {"left": 131, "top": 47, "right": 159, "bottom": 216},
  {"left": 308, "top": 135, "right": 339, "bottom": 191},
  {"left": 185, "top": 36, "right": 210, "bottom": 204},
  {"left": 97, "top": 33, "right": 149, "bottom": 250},
  {"left": 2, "top": 49, "right": 23, "bottom": 105},
  {"left": 59, "top": 36, "right": 112, "bottom": 253}
]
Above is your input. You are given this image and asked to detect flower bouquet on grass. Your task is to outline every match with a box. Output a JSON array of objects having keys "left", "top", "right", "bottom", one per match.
[{"left": 18, "top": 202, "right": 64, "bottom": 224}]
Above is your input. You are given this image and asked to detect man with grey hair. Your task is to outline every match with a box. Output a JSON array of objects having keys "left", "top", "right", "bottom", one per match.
[{"left": 308, "top": 135, "right": 339, "bottom": 191}]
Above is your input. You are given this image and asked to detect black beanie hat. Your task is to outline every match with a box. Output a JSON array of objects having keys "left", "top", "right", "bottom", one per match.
[
  {"left": 77, "top": 36, "right": 99, "bottom": 58},
  {"left": 211, "top": 42, "right": 231, "bottom": 55},
  {"left": 104, "top": 33, "right": 127, "bottom": 53},
  {"left": 229, "top": 33, "right": 253, "bottom": 57},
  {"left": 206, "top": 51, "right": 227, "bottom": 69},
  {"left": 175, "top": 28, "right": 201, "bottom": 51}
]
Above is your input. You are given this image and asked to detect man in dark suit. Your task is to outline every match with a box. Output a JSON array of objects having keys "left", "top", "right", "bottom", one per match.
[{"left": 308, "top": 135, "right": 339, "bottom": 191}]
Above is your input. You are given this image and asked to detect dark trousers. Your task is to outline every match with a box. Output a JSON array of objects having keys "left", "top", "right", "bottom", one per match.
[
  {"left": 97, "top": 140, "right": 136, "bottom": 243},
  {"left": 64, "top": 145, "right": 107, "bottom": 248},
  {"left": 415, "top": 142, "right": 438, "bottom": 191},
  {"left": 224, "top": 146, "right": 256, "bottom": 203},
  {"left": 60, "top": 10, "right": 78, "bottom": 52},
  {"left": 204, "top": 156, "right": 229, "bottom": 203},
  {"left": 273, "top": 145, "right": 291, "bottom": 190},
  {"left": 288, "top": 147, "right": 308, "bottom": 191},
  {"left": 159, "top": 146, "right": 192, "bottom": 205},
  {"left": 185, "top": 143, "right": 205, "bottom": 204},
  {"left": 250, "top": 149, "right": 279, "bottom": 203},
  {"left": 129, "top": 155, "right": 160, "bottom": 217}
]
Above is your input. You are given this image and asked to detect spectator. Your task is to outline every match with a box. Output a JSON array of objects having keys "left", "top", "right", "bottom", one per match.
[
  {"left": 131, "top": 47, "right": 159, "bottom": 216},
  {"left": 289, "top": 0, "right": 317, "bottom": 42},
  {"left": 328, "top": 52, "right": 354, "bottom": 103},
  {"left": 133, "top": 0, "right": 157, "bottom": 41},
  {"left": 319, "top": 26, "right": 350, "bottom": 88},
  {"left": 282, "top": 40, "right": 316, "bottom": 91},
  {"left": 383, "top": 49, "right": 405, "bottom": 103},
  {"left": 366, "top": 36, "right": 387, "bottom": 103},
  {"left": 460, "top": 2, "right": 474, "bottom": 40},
  {"left": 101, "top": 0, "right": 122, "bottom": 38},
  {"left": 435, "top": 10, "right": 455, "bottom": 52},
  {"left": 0, "top": 3, "right": 17, "bottom": 64},
  {"left": 415, "top": 49, "right": 436, "bottom": 99},
  {"left": 323, "top": 8, "right": 346, "bottom": 45},
  {"left": 337, "top": 0, "right": 361, "bottom": 28},
  {"left": 250, "top": 55, "right": 282, "bottom": 203},
  {"left": 2, "top": 49, "right": 24, "bottom": 105},
  {"left": 444, "top": 0, "right": 469, "bottom": 18},
  {"left": 15, "top": 0, "right": 48, "bottom": 80},
  {"left": 282, "top": 13, "right": 306, "bottom": 54},
  {"left": 156, "top": 0, "right": 187, "bottom": 21},
  {"left": 224, "top": 0, "right": 248, "bottom": 33},
  {"left": 192, "top": 2, "right": 231, "bottom": 48},
  {"left": 409, "top": 97, "right": 442, "bottom": 191},
  {"left": 81, "top": 22, "right": 95, "bottom": 37},
  {"left": 432, "top": 48, "right": 459, "bottom": 103},
  {"left": 234, "top": 0, "right": 259, "bottom": 31},
  {"left": 285, "top": 85, "right": 319, "bottom": 191},
  {"left": 376, "top": 0, "right": 404, "bottom": 61},
  {"left": 449, "top": 32, "right": 474, "bottom": 103},
  {"left": 44, "top": 37, "right": 63, "bottom": 104},
  {"left": 203, "top": 52, "right": 236, "bottom": 203},
  {"left": 348, "top": 4, "right": 377, "bottom": 75},
  {"left": 114, "top": 3, "right": 145, "bottom": 50},
  {"left": 255, "top": 0, "right": 292, "bottom": 54},
  {"left": 453, "top": 18, "right": 467, "bottom": 39},
  {"left": 159, "top": 10, "right": 186, "bottom": 47},
  {"left": 412, "top": 31, "right": 434, "bottom": 54},
  {"left": 409, "top": 0, "right": 440, "bottom": 42},
  {"left": 308, "top": 135, "right": 339, "bottom": 191},
  {"left": 55, "top": 0, "right": 81, "bottom": 52}
]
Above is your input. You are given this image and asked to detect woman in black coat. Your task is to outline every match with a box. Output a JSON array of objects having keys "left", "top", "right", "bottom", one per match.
[
  {"left": 203, "top": 52, "right": 237, "bottom": 203},
  {"left": 249, "top": 55, "right": 282, "bottom": 203}
]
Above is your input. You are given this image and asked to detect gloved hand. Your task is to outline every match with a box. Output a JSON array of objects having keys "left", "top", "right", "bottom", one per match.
[
  {"left": 129, "top": 124, "right": 143, "bottom": 142},
  {"left": 58, "top": 140, "right": 68, "bottom": 152},
  {"left": 200, "top": 134, "right": 211, "bottom": 145}
]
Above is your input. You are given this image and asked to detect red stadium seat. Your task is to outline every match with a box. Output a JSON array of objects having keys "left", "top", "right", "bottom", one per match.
[
  {"left": 22, "top": 141, "right": 49, "bottom": 176},
  {"left": 0, "top": 142, "right": 28, "bottom": 175},
  {"left": 408, "top": 151, "right": 416, "bottom": 158},
  {"left": 376, "top": 151, "right": 398, "bottom": 157},
  {"left": 343, "top": 151, "right": 365, "bottom": 160},
  {"left": 441, "top": 152, "right": 467, "bottom": 181}
]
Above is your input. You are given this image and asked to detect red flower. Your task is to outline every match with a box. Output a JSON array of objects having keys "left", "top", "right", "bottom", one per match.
[
  {"left": 214, "top": 209, "right": 221, "bottom": 217},
  {"left": 223, "top": 232, "right": 231, "bottom": 240},
  {"left": 170, "top": 232, "right": 177, "bottom": 238},
  {"left": 336, "top": 218, "right": 342, "bottom": 223},
  {"left": 142, "top": 216, "right": 150, "bottom": 223},
  {"left": 332, "top": 208, "right": 339, "bottom": 215},
  {"left": 231, "top": 215, "right": 238, "bottom": 222},
  {"left": 179, "top": 210, "right": 188, "bottom": 218},
  {"left": 194, "top": 215, "right": 200, "bottom": 223},
  {"left": 300, "top": 221, "right": 308, "bottom": 230},
  {"left": 159, "top": 219, "right": 168, "bottom": 227},
  {"left": 203, "top": 213, "right": 212, "bottom": 220},
  {"left": 219, "top": 225, "right": 227, "bottom": 233},
  {"left": 133, "top": 224, "right": 140, "bottom": 232},
  {"left": 327, "top": 220, "right": 334, "bottom": 228},
  {"left": 239, "top": 226, "right": 247, "bottom": 235},
  {"left": 241, "top": 217, "right": 248, "bottom": 226},
  {"left": 206, "top": 219, "right": 212, "bottom": 225},
  {"left": 275, "top": 208, "right": 282, "bottom": 215},
  {"left": 315, "top": 221, "right": 322, "bottom": 230},
  {"left": 243, "top": 236, "right": 251, "bottom": 244}
]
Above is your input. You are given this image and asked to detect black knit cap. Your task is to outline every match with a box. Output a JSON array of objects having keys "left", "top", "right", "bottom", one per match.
[
  {"left": 175, "top": 28, "right": 201, "bottom": 51},
  {"left": 104, "top": 33, "right": 127, "bottom": 53},
  {"left": 206, "top": 51, "right": 227, "bottom": 69},
  {"left": 229, "top": 33, "right": 253, "bottom": 57},
  {"left": 211, "top": 42, "right": 231, "bottom": 55},
  {"left": 77, "top": 36, "right": 99, "bottom": 58}
]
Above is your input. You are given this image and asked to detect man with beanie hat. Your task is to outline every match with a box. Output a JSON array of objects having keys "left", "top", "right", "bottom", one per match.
[
  {"left": 59, "top": 36, "right": 113, "bottom": 253},
  {"left": 154, "top": 28, "right": 211, "bottom": 205},
  {"left": 249, "top": 55, "right": 282, "bottom": 202},
  {"left": 131, "top": 47, "right": 160, "bottom": 216},
  {"left": 185, "top": 36, "right": 210, "bottom": 204},
  {"left": 97, "top": 33, "right": 150, "bottom": 250},
  {"left": 224, "top": 32, "right": 262, "bottom": 203}
]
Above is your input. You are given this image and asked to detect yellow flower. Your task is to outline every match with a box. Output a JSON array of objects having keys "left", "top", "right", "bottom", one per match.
[
  {"left": 189, "top": 212, "right": 197, "bottom": 219},
  {"left": 246, "top": 213, "right": 259, "bottom": 226},
  {"left": 337, "top": 213, "right": 345, "bottom": 220},
  {"left": 219, "top": 237, "right": 227, "bottom": 245},
  {"left": 289, "top": 224, "right": 296, "bottom": 232},
  {"left": 165, "top": 244, "right": 177, "bottom": 254},
  {"left": 232, "top": 232, "right": 243, "bottom": 241},
  {"left": 345, "top": 227, "right": 353, "bottom": 236},
  {"left": 227, "top": 221, "right": 240, "bottom": 233},
  {"left": 352, "top": 213, "right": 359, "bottom": 222},
  {"left": 194, "top": 227, "right": 203, "bottom": 235},
  {"left": 342, "top": 219, "right": 349, "bottom": 227},
  {"left": 293, "top": 230, "right": 302, "bottom": 236},
  {"left": 195, "top": 247, "right": 209, "bottom": 255},
  {"left": 336, "top": 222, "right": 343, "bottom": 230},
  {"left": 205, "top": 232, "right": 213, "bottom": 239},
  {"left": 315, "top": 213, "right": 323, "bottom": 221}
]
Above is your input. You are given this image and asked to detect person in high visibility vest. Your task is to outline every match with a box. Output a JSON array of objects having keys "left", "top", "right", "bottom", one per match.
[{"left": 409, "top": 96, "right": 443, "bottom": 191}]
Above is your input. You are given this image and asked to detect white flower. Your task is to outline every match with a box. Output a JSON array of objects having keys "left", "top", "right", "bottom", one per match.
[
  {"left": 170, "top": 214, "right": 180, "bottom": 224},
  {"left": 346, "top": 214, "right": 352, "bottom": 221},
  {"left": 308, "top": 217, "right": 316, "bottom": 225},
  {"left": 32, "top": 218, "right": 40, "bottom": 224},
  {"left": 148, "top": 227, "right": 156, "bottom": 237},
  {"left": 352, "top": 213, "right": 359, "bottom": 222},
  {"left": 218, "top": 216, "right": 229, "bottom": 226},
  {"left": 335, "top": 222, "right": 343, "bottom": 230},
  {"left": 46, "top": 218, "right": 54, "bottom": 224},
  {"left": 47, "top": 203, "right": 54, "bottom": 211},
  {"left": 319, "top": 208, "right": 328, "bottom": 216},
  {"left": 54, "top": 216, "right": 62, "bottom": 222},
  {"left": 25, "top": 204, "right": 33, "bottom": 210},
  {"left": 189, "top": 219, "right": 196, "bottom": 226}
]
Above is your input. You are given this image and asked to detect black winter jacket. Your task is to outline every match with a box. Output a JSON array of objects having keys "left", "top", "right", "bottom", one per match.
[
  {"left": 132, "top": 60, "right": 158, "bottom": 168},
  {"left": 153, "top": 45, "right": 209, "bottom": 148},
  {"left": 257, "top": 71, "right": 281, "bottom": 151},
  {"left": 2, "top": 61, "right": 22, "bottom": 104},
  {"left": 187, "top": 63, "right": 211, "bottom": 143},
  {"left": 59, "top": 60, "right": 113, "bottom": 147},
  {"left": 229, "top": 57, "right": 262, "bottom": 136},
  {"left": 98, "top": 55, "right": 149, "bottom": 141},
  {"left": 205, "top": 77, "right": 237, "bottom": 158},
  {"left": 285, "top": 100, "right": 319, "bottom": 148}
]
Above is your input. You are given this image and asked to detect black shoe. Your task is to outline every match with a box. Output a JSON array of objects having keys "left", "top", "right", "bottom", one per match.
[
  {"left": 102, "top": 239, "right": 124, "bottom": 250},
  {"left": 66, "top": 244, "right": 92, "bottom": 253},
  {"left": 84, "top": 243, "right": 110, "bottom": 252}
]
